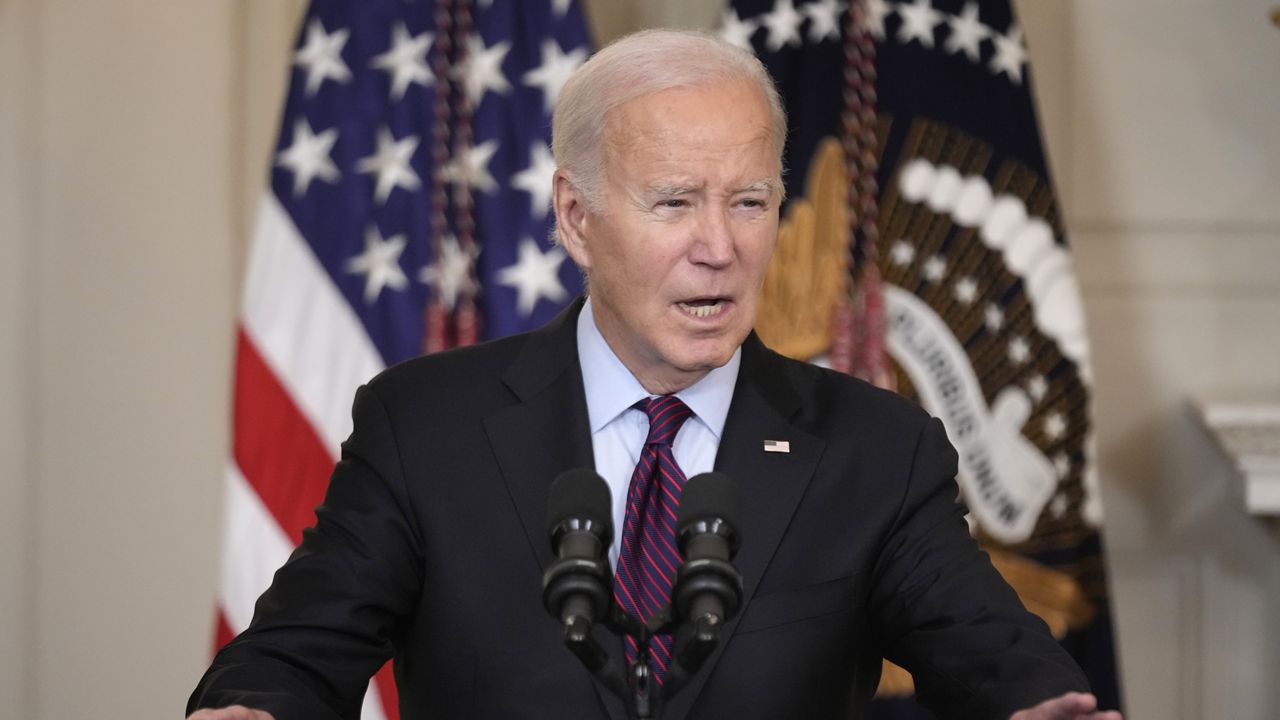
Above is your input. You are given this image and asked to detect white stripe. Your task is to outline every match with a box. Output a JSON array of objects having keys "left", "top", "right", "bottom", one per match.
[
  {"left": 361, "top": 682, "right": 388, "bottom": 720},
  {"left": 240, "top": 193, "right": 387, "bottom": 456},
  {"left": 218, "top": 462, "right": 295, "bottom": 633}
]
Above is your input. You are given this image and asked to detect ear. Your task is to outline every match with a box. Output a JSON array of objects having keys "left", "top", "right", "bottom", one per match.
[{"left": 553, "top": 170, "right": 593, "bottom": 272}]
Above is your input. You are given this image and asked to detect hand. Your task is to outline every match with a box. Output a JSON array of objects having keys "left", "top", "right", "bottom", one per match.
[
  {"left": 1010, "top": 691, "right": 1122, "bottom": 720},
  {"left": 187, "top": 706, "right": 274, "bottom": 720}
]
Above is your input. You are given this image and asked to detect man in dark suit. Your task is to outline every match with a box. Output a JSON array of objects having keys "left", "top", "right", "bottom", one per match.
[{"left": 189, "top": 29, "right": 1120, "bottom": 720}]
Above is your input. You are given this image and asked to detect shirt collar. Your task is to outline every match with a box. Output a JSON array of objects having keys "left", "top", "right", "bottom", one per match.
[{"left": 577, "top": 298, "right": 740, "bottom": 439}]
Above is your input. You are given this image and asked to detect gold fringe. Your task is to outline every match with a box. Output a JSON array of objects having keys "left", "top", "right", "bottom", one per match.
[
  {"left": 755, "top": 138, "right": 849, "bottom": 360},
  {"left": 877, "top": 660, "right": 917, "bottom": 697},
  {"left": 986, "top": 549, "right": 1096, "bottom": 638}
]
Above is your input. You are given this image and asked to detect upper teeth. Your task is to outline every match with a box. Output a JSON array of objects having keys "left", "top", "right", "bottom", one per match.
[{"left": 679, "top": 301, "right": 724, "bottom": 318}]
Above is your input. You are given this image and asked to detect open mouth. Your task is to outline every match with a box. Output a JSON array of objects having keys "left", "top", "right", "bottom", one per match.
[{"left": 677, "top": 298, "right": 728, "bottom": 318}]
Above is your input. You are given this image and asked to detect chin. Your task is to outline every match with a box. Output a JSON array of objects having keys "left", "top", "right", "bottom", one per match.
[{"left": 672, "top": 343, "right": 738, "bottom": 373}]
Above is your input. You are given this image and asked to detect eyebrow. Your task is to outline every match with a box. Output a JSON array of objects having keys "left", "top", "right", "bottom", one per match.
[
  {"left": 737, "top": 179, "right": 781, "bottom": 195},
  {"left": 646, "top": 181, "right": 701, "bottom": 197},
  {"left": 645, "top": 179, "right": 782, "bottom": 197}
]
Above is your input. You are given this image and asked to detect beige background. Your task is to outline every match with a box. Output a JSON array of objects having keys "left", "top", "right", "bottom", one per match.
[{"left": 1, "top": 1, "right": 1278, "bottom": 718}]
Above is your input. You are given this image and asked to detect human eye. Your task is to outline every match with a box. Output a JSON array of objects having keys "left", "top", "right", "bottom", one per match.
[{"left": 735, "top": 194, "right": 770, "bottom": 211}]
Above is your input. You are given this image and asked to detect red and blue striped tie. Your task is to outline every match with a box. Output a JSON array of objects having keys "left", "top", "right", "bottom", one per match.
[{"left": 614, "top": 395, "right": 693, "bottom": 684}]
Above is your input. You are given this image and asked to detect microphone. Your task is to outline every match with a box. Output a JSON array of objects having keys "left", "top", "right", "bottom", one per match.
[
  {"left": 542, "top": 469, "right": 614, "bottom": 629},
  {"left": 541, "top": 470, "right": 631, "bottom": 704},
  {"left": 673, "top": 472, "right": 744, "bottom": 630}
]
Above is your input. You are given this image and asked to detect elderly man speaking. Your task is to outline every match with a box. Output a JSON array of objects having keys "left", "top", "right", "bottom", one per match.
[{"left": 189, "top": 29, "right": 1121, "bottom": 720}]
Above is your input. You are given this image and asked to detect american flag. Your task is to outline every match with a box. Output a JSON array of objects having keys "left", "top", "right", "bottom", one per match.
[{"left": 217, "top": 1, "right": 591, "bottom": 717}]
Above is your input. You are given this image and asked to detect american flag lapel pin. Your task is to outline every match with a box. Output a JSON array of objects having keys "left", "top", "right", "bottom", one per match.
[{"left": 763, "top": 439, "right": 790, "bottom": 454}]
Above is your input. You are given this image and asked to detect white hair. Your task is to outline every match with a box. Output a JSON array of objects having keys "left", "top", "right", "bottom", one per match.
[{"left": 551, "top": 28, "right": 787, "bottom": 216}]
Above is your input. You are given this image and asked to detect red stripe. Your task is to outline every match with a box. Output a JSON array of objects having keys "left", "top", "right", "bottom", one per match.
[
  {"left": 649, "top": 644, "right": 670, "bottom": 673},
  {"left": 650, "top": 519, "right": 680, "bottom": 554},
  {"left": 646, "top": 402, "right": 690, "bottom": 440},
  {"left": 651, "top": 640, "right": 671, "bottom": 664},
  {"left": 657, "top": 464, "right": 683, "bottom": 491},
  {"left": 659, "top": 480, "right": 681, "bottom": 512},
  {"left": 616, "top": 579, "right": 640, "bottom": 614},
  {"left": 620, "top": 570, "right": 644, "bottom": 608},
  {"left": 374, "top": 661, "right": 400, "bottom": 720},
  {"left": 615, "top": 579, "right": 640, "bottom": 612},
  {"left": 616, "top": 556, "right": 641, "bottom": 594},
  {"left": 645, "top": 400, "right": 679, "bottom": 425},
  {"left": 641, "top": 536, "right": 679, "bottom": 577},
  {"left": 232, "top": 329, "right": 336, "bottom": 545},
  {"left": 640, "top": 542, "right": 676, "bottom": 580},
  {"left": 620, "top": 529, "right": 639, "bottom": 556},
  {"left": 660, "top": 486, "right": 680, "bottom": 520},
  {"left": 623, "top": 503, "right": 641, "bottom": 528},
  {"left": 640, "top": 525, "right": 680, "bottom": 563},
  {"left": 624, "top": 480, "right": 641, "bottom": 507},
  {"left": 637, "top": 579, "right": 668, "bottom": 614},
  {"left": 647, "top": 402, "right": 679, "bottom": 427},
  {"left": 636, "top": 581, "right": 665, "bottom": 613},
  {"left": 647, "top": 414, "right": 683, "bottom": 443},
  {"left": 213, "top": 609, "right": 236, "bottom": 653},
  {"left": 639, "top": 549, "right": 673, "bottom": 589}
]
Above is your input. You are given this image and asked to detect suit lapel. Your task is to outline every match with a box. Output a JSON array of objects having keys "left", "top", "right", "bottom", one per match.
[
  {"left": 482, "top": 299, "right": 628, "bottom": 720},
  {"left": 484, "top": 301, "right": 594, "bottom": 572},
  {"left": 663, "top": 335, "right": 825, "bottom": 720}
]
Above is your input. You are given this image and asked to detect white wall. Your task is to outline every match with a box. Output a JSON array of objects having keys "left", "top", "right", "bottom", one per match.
[
  {"left": 1, "top": 0, "right": 241, "bottom": 717},
  {"left": 1038, "top": 1, "right": 1280, "bottom": 717},
  {"left": 0, "top": 0, "right": 38, "bottom": 711},
  {"left": 0, "top": 1, "right": 1277, "bottom": 719}
]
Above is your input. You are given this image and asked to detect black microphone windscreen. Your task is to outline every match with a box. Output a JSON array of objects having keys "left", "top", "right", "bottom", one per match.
[
  {"left": 678, "top": 472, "right": 741, "bottom": 535},
  {"left": 546, "top": 469, "right": 612, "bottom": 535}
]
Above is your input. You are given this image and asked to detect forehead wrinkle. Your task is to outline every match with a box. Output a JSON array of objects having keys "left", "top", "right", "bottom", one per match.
[
  {"left": 605, "top": 98, "right": 773, "bottom": 158},
  {"left": 600, "top": 85, "right": 783, "bottom": 198}
]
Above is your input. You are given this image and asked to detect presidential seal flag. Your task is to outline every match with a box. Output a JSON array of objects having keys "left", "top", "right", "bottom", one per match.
[
  {"left": 723, "top": 0, "right": 1121, "bottom": 714},
  {"left": 217, "top": 1, "right": 591, "bottom": 717}
]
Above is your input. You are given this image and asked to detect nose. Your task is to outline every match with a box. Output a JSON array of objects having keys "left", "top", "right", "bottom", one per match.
[{"left": 689, "top": 206, "right": 735, "bottom": 268}]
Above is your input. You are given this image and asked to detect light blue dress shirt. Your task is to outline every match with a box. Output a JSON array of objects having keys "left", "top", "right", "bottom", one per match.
[{"left": 576, "top": 299, "right": 741, "bottom": 566}]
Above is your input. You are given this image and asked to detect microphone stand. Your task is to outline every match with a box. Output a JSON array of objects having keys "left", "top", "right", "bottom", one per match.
[
  {"left": 553, "top": 598, "right": 727, "bottom": 720},
  {"left": 542, "top": 471, "right": 742, "bottom": 719}
]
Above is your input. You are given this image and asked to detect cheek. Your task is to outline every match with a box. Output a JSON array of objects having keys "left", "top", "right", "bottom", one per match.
[
  {"left": 745, "top": 234, "right": 779, "bottom": 280},
  {"left": 622, "top": 243, "right": 684, "bottom": 286}
]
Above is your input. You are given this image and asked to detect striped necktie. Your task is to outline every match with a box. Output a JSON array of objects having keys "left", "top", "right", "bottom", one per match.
[{"left": 614, "top": 394, "right": 693, "bottom": 684}]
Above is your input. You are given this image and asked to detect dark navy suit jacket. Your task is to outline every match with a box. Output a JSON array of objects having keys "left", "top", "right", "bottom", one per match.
[{"left": 190, "top": 300, "right": 1086, "bottom": 719}]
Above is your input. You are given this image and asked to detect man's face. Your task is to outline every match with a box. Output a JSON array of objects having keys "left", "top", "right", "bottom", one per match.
[{"left": 558, "top": 79, "right": 782, "bottom": 394}]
